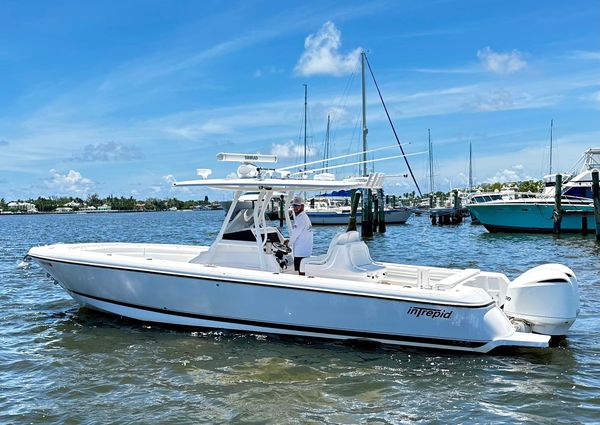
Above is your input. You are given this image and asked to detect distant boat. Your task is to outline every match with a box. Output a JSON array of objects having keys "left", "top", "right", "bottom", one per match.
[
  {"left": 468, "top": 149, "right": 599, "bottom": 233},
  {"left": 305, "top": 195, "right": 412, "bottom": 225},
  {"left": 206, "top": 202, "right": 223, "bottom": 210}
]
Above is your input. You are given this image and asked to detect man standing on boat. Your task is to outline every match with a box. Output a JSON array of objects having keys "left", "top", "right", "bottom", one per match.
[{"left": 287, "top": 196, "right": 313, "bottom": 275}]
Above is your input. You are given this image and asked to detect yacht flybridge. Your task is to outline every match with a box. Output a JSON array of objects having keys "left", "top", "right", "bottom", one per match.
[{"left": 27, "top": 153, "right": 580, "bottom": 353}]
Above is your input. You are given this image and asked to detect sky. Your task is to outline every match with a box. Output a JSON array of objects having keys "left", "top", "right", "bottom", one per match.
[{"left": 1, "top": 0, "right": 599, "bottom": 201}]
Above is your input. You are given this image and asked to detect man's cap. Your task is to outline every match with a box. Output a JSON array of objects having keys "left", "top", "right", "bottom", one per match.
[{"left": 292, "top": 196, "right": 304, "bottom": 206}]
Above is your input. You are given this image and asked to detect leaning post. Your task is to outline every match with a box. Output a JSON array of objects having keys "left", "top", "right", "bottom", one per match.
[
  {"left": 553, "top": 174, "right": 562, "bottom": 234},
  {"left": 592, "top": 171, "right": 600, "bottom": 241}
]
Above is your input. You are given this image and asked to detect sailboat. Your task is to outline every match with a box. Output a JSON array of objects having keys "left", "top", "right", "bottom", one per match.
[{"left": 303, "top": 53, "right": 413, "bottom": 226}]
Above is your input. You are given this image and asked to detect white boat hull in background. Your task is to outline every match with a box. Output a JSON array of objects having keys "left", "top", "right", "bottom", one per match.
[{"left": 308, "top": 208, "right": 412, "bottom": 225}]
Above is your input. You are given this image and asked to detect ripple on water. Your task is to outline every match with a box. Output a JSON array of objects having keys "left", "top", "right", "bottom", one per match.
[{"left": 1, "top": 212, "right": 599, "bottom": 423}]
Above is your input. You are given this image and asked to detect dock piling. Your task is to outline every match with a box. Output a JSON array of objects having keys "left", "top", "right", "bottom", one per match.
[
  {"left": 378, "top": 189, "right": 386, "bottom": 233},
  {"left": 592, "top": 171, "right": 600, "bottom": 240},
  {"left": 361, "top": 189, "right": 374, "bottom": 238},
  {"left": 553, "top": 174, "right": 562, "bottom": 234},
  {"left": 279, "top": 195, "right": 284, "bottom": 227},
  {"left": 373, "top": 194, "right": 379, "bottom": 230},
  {"left": 347, "top": 190, "right": 361, "bottom": 232}
]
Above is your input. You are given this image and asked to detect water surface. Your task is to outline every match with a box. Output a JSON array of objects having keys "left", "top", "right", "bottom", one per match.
[{"left": 1, "top": 211, "right": 599, "bottom": 423}]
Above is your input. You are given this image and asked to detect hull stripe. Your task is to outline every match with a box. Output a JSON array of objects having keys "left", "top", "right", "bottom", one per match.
[
  {"left": 70, "top": 289, "right": 489, "bottom": 349},
  {"left": 30, "top": 254, "right": 495, "bottom": 309}
]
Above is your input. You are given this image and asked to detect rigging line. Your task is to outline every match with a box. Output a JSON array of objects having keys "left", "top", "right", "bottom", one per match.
[
  {"left": 290, "top": 151, "right": 428, "bottom": 176},
  {"left": 331, "top": 67, "right": 358, "bottom": 153},
  {"left": 364, "top": 55, "right": 423, "bottom": 196},
  {"left": 276, "top": 144, "right": 401, "bottom": 172}
]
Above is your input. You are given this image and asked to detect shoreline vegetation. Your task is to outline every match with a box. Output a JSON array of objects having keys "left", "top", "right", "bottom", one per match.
[
  {"left": 0, "top": 180, "right": 544, "bottom": 215},
  {"left": 0, "top": 194, "right": 221, "bottom": 214}
]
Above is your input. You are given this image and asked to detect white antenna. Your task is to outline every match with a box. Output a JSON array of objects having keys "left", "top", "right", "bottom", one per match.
[{"left": 217, "top": 153, "right": 278, "bottom": 163}]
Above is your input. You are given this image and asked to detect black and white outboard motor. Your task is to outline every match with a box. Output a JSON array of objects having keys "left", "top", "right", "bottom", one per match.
[{"left": 504, "top": 264, "right": 580, "bottom": 335}]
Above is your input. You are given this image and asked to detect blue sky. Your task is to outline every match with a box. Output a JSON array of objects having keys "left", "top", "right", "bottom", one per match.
[{"left": 1, "top": 0, "right": 599, "bottom": 201}]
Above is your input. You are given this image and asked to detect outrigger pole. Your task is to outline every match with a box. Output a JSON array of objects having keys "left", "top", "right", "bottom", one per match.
[
  {"left": 289, "top": 151, "right": 427, "bottom": 176},
  {"left": 275, "top": 144, "right": 401, "bottom": 172}
]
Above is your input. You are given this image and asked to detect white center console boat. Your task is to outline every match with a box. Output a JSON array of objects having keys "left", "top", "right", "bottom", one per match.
[{"left": 27, "top": 153, "right": 580, "bottom": 353}]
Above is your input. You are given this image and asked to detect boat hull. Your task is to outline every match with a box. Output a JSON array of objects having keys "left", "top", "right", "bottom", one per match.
[
  {"left": 29, "top": 247, "right": 548, "bottom": 353},
  {"left": 468, "top": 202, "right": 593, "bottom": 233},
  {"left": 308, "top": 208, "right": 412, "bottom": 225}
]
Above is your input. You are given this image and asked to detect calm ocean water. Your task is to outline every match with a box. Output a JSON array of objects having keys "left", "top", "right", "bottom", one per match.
[{"left": 1, "top": 211, "right": 599, "bottom": 424}]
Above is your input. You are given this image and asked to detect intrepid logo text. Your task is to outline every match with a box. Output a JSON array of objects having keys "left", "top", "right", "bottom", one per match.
[{"left": 407, "top": 306, "right": 453, "bottom": 319}]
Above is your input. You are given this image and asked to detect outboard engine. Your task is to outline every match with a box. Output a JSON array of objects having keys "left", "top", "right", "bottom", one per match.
[{"left": 504, "top": 264, "right": 579, "bottom": 335}]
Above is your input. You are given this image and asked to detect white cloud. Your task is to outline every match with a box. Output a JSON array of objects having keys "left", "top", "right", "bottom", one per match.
[
  {"left": 466, "top": 89, "right": 514, "bottom": 112},
  {"left": 253, "top": 66, "right": 283, "bottom": 78},
  {"left": 590, "top": 90, "right": 600, "bottom": 108},
  {"left": 325, "top": 106, "right": 351, "bottom": 123},
  {"left": 569, "top": 50, "right": 600, "bottom": 60},
  {"left": 485, "top": 164, "right": 533, "bottom": 184},
  {"left": 271, "top": 140, "right": 316, "bottom": 159},
  {"left": 73, "top": 141, "right": 144, "bottom": 162},
  {"left": 162, "top": 174, "right": 176, "bottom": 184},
  {"left": 45, "top": 169, "right": 95, "bottom": 195},
  {"left": 294, "top": 21, "right": 361, "bottom": 77},
  {"left": 477, "top": 46, "right": 527, "bottom": 75}
]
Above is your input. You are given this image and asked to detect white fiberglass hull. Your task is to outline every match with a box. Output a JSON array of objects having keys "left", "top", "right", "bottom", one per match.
[
  {"left": 308, "top": 208, "right": 412, "bottom": 225},
  {"left": 28, "top": 243, "right": 550, "bottom": 353}
]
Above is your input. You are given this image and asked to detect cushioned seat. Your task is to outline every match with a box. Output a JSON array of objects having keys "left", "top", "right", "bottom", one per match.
[{"left": 301, "top": 231, "right": 385, "bottom": 281}]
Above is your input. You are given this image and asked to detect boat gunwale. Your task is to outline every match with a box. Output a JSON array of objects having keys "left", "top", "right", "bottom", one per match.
[{"left": 29, "top": 253, "right": 496, "bottom": 309}]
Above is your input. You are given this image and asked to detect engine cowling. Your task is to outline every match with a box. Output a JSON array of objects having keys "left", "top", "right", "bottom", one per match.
[{"left": 504, "top": 264, "right": 579, "bottom": 336}]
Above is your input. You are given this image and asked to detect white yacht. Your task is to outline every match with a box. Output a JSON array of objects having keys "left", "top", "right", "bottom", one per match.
[
  {"left": 468, "top": 149, "right": 599, "bottom": 233},
  {"left": 27, "top": 154, "right": 579, "bottom": 353}
]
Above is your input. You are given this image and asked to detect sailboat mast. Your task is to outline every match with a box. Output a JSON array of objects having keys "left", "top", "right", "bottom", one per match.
[
  {"left": 549, "top": 119, "right": 553, "bottom": 175},
  {"left": 324, "top": 114, "right": 330, "bottom": 173},
  {"left": 428, "top": 129, "right": 434, "bottom": 194},
  {"left": 469, "top": 142, "right": 473, "bottom": 193},
  {"left": 303, "top": 84, "right": 308, "bottom": 171},
  {"left": 361, "top": 51, "right": 368, "bottom": 177}
]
